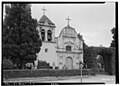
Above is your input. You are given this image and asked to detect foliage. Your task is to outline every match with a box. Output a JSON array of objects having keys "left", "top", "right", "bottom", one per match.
[
  {"left": 84, "top": 46, "right": 115, "bottom": 75},
  {"left": 3, "top": 58, "right": 15, "bottom": 69},
  {"left": 84, "top": 47, "right": 98, "bottom": 69},
  {"left": 3, "top": 4, "right": 42, "bottom": 69},
  {"left": 3, "top": 69, "right": 91, "bottom": 78},
  {"left": 98, "top": 47, "right": 115, "bottom": 75},
  {"left": 77, "top": 33, "right": 88, "bottom": 49},
  {"left": 37, "top": 60, "right": 51, "bottom": 69},
  {"left": 110, "top": 27, "right": 116, "bottom": 47}
]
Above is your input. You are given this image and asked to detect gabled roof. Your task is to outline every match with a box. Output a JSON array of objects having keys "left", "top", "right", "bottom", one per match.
[{"left": 38, "top": 15, "right": 55, "bottom": 25}]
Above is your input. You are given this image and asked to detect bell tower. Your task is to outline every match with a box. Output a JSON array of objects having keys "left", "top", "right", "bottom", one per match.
[
  {"left": 36, "top": 7, "right": 57, "bottom": 68},
  {"left": 37, "top": 7, "right": 56, "bottom": 42}
]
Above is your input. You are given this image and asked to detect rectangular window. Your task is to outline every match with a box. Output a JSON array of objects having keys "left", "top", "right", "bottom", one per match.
[
  {"left": 45, "top": 48, "right": 48, "bottom": 52},
  {"left": 66, "top": 46, "right": 71, "bottom": 51}
]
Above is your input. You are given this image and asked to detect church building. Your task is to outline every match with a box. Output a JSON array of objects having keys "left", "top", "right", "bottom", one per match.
[{"left": 35, "top": 8, "right": 84, "bottom": 69}]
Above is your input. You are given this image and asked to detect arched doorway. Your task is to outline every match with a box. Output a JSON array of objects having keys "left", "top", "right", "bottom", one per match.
[
  {"left": 96, "top": 55, "right": 105, "bottom": 72},
  {"left": 65, "top": 57, "right": 73, "bottom": 69},
  {"left": 97, "top": 49, "right": 115, "bottom": 75}
]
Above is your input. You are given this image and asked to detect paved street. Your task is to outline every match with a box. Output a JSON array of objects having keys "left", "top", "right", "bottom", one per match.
[
  {"left": 49, "top": 75, "right": 115, "bottom": 84},
  {"left": 4, "top": 74, "right": 115, "bottom": 84}
]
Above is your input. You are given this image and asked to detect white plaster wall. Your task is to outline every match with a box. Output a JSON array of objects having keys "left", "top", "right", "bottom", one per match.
[
  {"left": 56, "top": 26, "right": 83, "bottom": 69},
  {"left": 37, "top": 42, "right": 58, "bottom": 67},
  {"left": 57, "top": 52, "right": 82, "bottom": 69},
  {"left": 58, "top": 55, "right": 63, "bottom": 69},
  {"left": 58, "top": 28, "right": 83, "bottom": 51},
  {"left": 80, "top": 52, "right": 83, "bottom": 63}
]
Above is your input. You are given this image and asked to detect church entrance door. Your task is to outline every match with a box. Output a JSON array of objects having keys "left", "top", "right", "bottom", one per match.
[{"left": 65, "top": 57, "right": 73, "bottom": 69}]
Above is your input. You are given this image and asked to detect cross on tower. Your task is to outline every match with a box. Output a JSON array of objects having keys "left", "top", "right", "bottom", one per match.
[
  {"left": 66, "top": 16, "right": 71, "bottom": 26},
  {"left": 41, "top": 7, "right": 47, "bottom": 15}
]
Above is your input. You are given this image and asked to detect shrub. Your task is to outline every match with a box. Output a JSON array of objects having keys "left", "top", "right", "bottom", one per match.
[
  {"left": 2, "top": 58, "right": 15, "bottom": 69},
  {"left": 3, "top": 69, "right": 91, "bottom": 79},
  {"left": 37, "top": 66, "right": 52, "bottom": 69},
  {"left": 37, "top": 60, "right": 51, "bottom": 69}
]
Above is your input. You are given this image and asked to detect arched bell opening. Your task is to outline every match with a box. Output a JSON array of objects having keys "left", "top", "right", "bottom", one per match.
[
  {"left": 41, "top": 29, "right": 45, "bottom": 41},
  {"left": 47, "top": 30, "right": 52, "bottom": 41}
]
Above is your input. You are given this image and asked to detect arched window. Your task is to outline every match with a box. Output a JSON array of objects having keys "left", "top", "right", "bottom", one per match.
[
  {"left": 66, "top": 46, "right": 72, "bottom": 51},
  {"left": 47, "top": 30, "right": 52, "bottom": 41},
  {"left": 41, "top": 29, "right": 45, "bottom": 41}
]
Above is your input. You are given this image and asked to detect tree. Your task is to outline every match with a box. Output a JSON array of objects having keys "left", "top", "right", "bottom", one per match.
[
  {"left": 98, "top": 47, "right": 115, "bottom": 75},
  {"left": 110, "top": 27, "right": 116, "bottom": 47},
  {"left": 3, "top": 4, "right": 42, "bottom": 69},
  {"left": 3, "top": 58, "right": 15, "bottom": 69},
  {"left": 77, "top": 33, "right": 88, "bottom": 49},
  {"left": 84, "top": 47, "right": 98, "bottom": 69}
]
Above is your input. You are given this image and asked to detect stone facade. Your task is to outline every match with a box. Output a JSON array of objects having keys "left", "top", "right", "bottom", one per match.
[
  {"left": 36, "top": 15, "right": 83, "bottom": 69},
  {"left": 56, "top": 25, "right": 83, "bottom": 69}
]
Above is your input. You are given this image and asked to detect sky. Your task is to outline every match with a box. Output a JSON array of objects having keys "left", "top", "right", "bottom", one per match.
[
  {"left": 31, "top": 2, "right": 115, "bottom": 47},
  {"left": 3, "top": 2, "right": 115, "bottom": 47}
]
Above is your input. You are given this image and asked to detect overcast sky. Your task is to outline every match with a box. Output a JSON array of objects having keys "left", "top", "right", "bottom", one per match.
[
  {"left": 31, "top": 2, "right": 115, "bottom": 47},
  {"left": 3, "top": 2, "right": 115, "bottom": 47}
]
